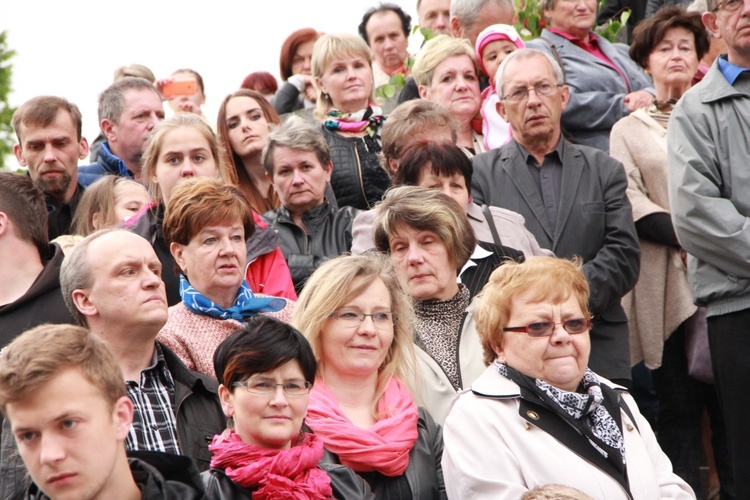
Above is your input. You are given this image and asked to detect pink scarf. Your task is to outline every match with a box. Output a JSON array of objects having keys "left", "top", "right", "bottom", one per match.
[
  {"left": 305, "top": 376, "right": 419, "bottom": 476},
  {"left": 209, "top": 429, "right": 332, "bottom": 499}
]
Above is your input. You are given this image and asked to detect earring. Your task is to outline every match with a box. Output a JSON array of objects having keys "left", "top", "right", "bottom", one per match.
[
  {"left": 323, "top": 92, "right": 330, "bottom": 101},
  {"left": 226, "top": 416, "right": 234, "bottom": 430}
]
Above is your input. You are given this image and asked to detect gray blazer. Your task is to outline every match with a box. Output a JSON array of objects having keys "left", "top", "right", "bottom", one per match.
[
  {"left": 527, "top": 29, "right": 654, "bottom": 153},
  {"left": 471, "top": 138, "right": 640, "bottom": 381}
]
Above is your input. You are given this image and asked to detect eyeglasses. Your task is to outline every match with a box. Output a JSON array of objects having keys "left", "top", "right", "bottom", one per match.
[
  {"left": 233, "top": 378, "right": 312, "bottom": 396},
  {"left": 503, "top": 318, "right": 591, "bottom": 337},
  {"left": 328, "top": 310, "right": 398, "bottom": 328},
  {"left": 713, "top": 0, "right": 742, "bottom": 11},
  {"left": 502, "top": 83, "right": 562, "bottom": 102}
]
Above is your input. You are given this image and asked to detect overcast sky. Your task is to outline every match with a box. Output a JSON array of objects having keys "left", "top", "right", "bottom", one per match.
[{"left": 3, "top": 0, "right": 419, "bottom": 160}]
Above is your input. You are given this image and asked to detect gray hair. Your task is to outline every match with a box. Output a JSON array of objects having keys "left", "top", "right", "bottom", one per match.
[
  {"left": 98, "top": 76, "right": 160, "bottom": 125},
  {"left": 60, "top": 227, "right": 123, "bottom": 327},
  {"left": 261, "top": 116, "right": 331, "bottom": 176},
  {"left": 451, "top": 0, "right": 514, "bottom": 31},
  {"left": 687, "top": 0, "right": 710, "bottom": 13},
  {"left": 495, "top": 48, "right": 565, "bottom": 96}
]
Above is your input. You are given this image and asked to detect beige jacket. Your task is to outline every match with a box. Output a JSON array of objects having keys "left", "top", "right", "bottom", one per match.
[
  {"left": 610, "top": 109, "right": 696, "bottom": 368},
  {"left": 443, "top": 365, "right": 694, "bottom": 499},
  {"left": 411, "top": 298, "right": 486, "bottom": 425}
]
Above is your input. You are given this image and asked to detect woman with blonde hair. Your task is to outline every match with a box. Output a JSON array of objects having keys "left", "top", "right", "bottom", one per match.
[
  {"left": 412, "top": 35, "right": 484, "bottom": 154},
  {"left": 311, "top": 33, "right": 390, "bottom": 210},
  {"left": 293, "top": 253, "right": 445, "bottom": 499}
]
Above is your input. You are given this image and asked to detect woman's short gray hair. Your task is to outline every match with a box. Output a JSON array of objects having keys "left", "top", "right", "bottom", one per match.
[
  {"left": 495, "top": 48, "right": 565, "bottom": 97},
  {"left": 451, "top": 0, "right": 514, "bottom": 33},
  {"left": 261, "top": 116, "right": 331, "bottom": 176}
]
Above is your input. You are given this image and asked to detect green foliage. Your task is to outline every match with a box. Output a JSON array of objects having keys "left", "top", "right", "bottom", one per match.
[
  {"left": 375, "top": 52, "right": 414, "bottom": 100},
  {"left": 0, "top": 31, "right": 16, "bottom": 171},
  {"left": 594, "top": 9, "right": 631, "bottom": 42},
  {"left": 515, "top": 0, "right": 545, "bottom": 40}
]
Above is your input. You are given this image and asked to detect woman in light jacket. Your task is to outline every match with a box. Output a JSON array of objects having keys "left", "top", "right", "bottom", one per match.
[{"left": 442, "top": 257, "right": 694, "bottom": 499}]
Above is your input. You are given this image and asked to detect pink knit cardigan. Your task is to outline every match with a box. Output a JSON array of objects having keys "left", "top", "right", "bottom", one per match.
[{"left": 157, "top": 299, "right": 296, "bottom": 377}]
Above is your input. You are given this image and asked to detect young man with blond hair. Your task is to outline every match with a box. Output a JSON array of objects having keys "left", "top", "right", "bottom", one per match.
[{"left": 0, "top": 324, "right": 204, "bottom": 499}]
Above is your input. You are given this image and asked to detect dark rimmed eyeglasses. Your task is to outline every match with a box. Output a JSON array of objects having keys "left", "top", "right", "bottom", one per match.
[
  {"left": 501, "top": 83, "right": 563, "bottom": 102},
  {"left": 503, "top": 318, "right": 591, "bottom": 338},
  {"left": 713, "top": 0, "right": 742, "bottom": 11},
  {"left": 233, "top": 379, "right": 312, "bottom": 396}
]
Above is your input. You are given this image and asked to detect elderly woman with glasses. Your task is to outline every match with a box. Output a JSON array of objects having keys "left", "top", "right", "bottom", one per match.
[
  {"left": 202, "top": 316, "right": 372, "bottom": 499},
  {"left": 442, "top": 256, "right": 694, "bottom": 499}
]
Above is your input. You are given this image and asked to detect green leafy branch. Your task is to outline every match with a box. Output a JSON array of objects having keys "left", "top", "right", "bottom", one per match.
[
  {"left": 0, "top": 30, "right": 16, "bottom": 171},
  {"left": 375, "top": 26, "right": 435, "bottom": 99}
]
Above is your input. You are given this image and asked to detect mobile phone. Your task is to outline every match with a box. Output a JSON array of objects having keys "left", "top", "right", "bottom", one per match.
[{"left": 162, "top": 79, "right": 197, "bottom": 98}]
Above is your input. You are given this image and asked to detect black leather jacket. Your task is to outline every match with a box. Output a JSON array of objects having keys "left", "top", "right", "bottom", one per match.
[
  {"left": 201, "top": 462, "right": 374, "bottom": 499},
  {"left": 263, "top": 201, "right": 359, "bottom": 293},
  {"left": 161, "top": 343, "right": 227, "bottom": 472},
  {"left": 320, "top": 408, "right": 447, "bottom": 500},
  {"left": 321, "top": 126, "right": 391, "bottom": 210}
]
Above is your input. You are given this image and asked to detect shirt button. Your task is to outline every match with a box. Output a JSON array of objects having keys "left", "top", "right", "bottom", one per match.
[
  {"left": 543, "top": 173, "right": 550, "bottom": 178},
  {"left": 547, "top": 202, "right": 554, "bottom": 207}
]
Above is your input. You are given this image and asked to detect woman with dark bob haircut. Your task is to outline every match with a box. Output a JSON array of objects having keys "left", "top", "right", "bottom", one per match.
[
  {"left": 391, "top": 142, "right": 526, "bottom": 299},
  {"left": 394, "top": 140, "right": 550, "bottom": 262},
  {"left": 202, "top": 316, "right": 373, "bottom": 499},
  {"left": 609, "top": 5, "right": 731, "bottom": 497}
]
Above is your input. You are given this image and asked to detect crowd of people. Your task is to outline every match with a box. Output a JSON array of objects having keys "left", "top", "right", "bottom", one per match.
[{"left": 0, "top": 0, "right": 745, "bottom": 498}]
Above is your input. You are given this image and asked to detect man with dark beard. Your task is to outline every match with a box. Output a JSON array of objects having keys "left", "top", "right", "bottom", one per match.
[{"left": 12, "top": 96, "right": 89, "bottom": 240}]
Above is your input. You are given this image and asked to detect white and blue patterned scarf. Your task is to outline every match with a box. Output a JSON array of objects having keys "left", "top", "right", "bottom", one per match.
[
  {"left": 495, "top": 360, "right": 626, "bottom": 471},
  {"left": 179, "top": 275, "right": 286, "bottom": 322}
]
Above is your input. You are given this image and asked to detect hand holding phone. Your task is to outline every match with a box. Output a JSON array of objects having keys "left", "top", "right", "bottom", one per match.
[{"left": 161, "top": 78, "right": 197, "bottom": 98}]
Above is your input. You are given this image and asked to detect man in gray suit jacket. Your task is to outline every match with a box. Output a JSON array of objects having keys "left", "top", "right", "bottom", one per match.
[{"left": 471, "top": 48, "right": 640, "bottom": 385}]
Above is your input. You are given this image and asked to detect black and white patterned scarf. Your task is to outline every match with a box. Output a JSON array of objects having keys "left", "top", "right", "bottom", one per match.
[{"left": 494, "top": 360, "right": 626, "bottom": 472}]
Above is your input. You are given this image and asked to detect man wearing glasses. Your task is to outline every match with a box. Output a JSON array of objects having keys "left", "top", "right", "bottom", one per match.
[
  {"left": 471, "top": 48, "right": 640, "bottom": 388},
  {"left": 668, "top": 0, "right": 750, "bottom": 494}
]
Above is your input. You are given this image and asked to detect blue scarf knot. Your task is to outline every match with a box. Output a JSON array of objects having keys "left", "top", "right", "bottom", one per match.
[{"left": 179, "top": 275, "right": 286, "bottom": 322}]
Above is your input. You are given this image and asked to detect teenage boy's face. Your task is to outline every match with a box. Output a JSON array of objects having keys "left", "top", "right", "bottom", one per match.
[{"left": 6, "top": 367, "right": 132, "bottom": 500}]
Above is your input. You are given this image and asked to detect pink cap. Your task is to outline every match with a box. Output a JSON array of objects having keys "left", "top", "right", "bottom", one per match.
[{"left": 475, "top": 24, "right": 526, "bottom": 75}]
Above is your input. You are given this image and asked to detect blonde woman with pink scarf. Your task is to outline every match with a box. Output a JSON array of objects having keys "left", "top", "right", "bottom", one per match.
[
  {"left": 203, "top": 316, "right": 373, "bottom": 499},
  {"left": 294, "top": 254, "right": 446, "bottom": 499}
]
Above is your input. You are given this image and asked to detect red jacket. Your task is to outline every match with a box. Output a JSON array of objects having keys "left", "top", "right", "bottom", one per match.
[{"left": 245, "top": 211, "right": 297, "bottom": 301}]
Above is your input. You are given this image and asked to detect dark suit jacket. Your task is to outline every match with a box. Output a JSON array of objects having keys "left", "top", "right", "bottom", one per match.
[{"left": 471, "top": 138, "right": 640, "bottom": 381}]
